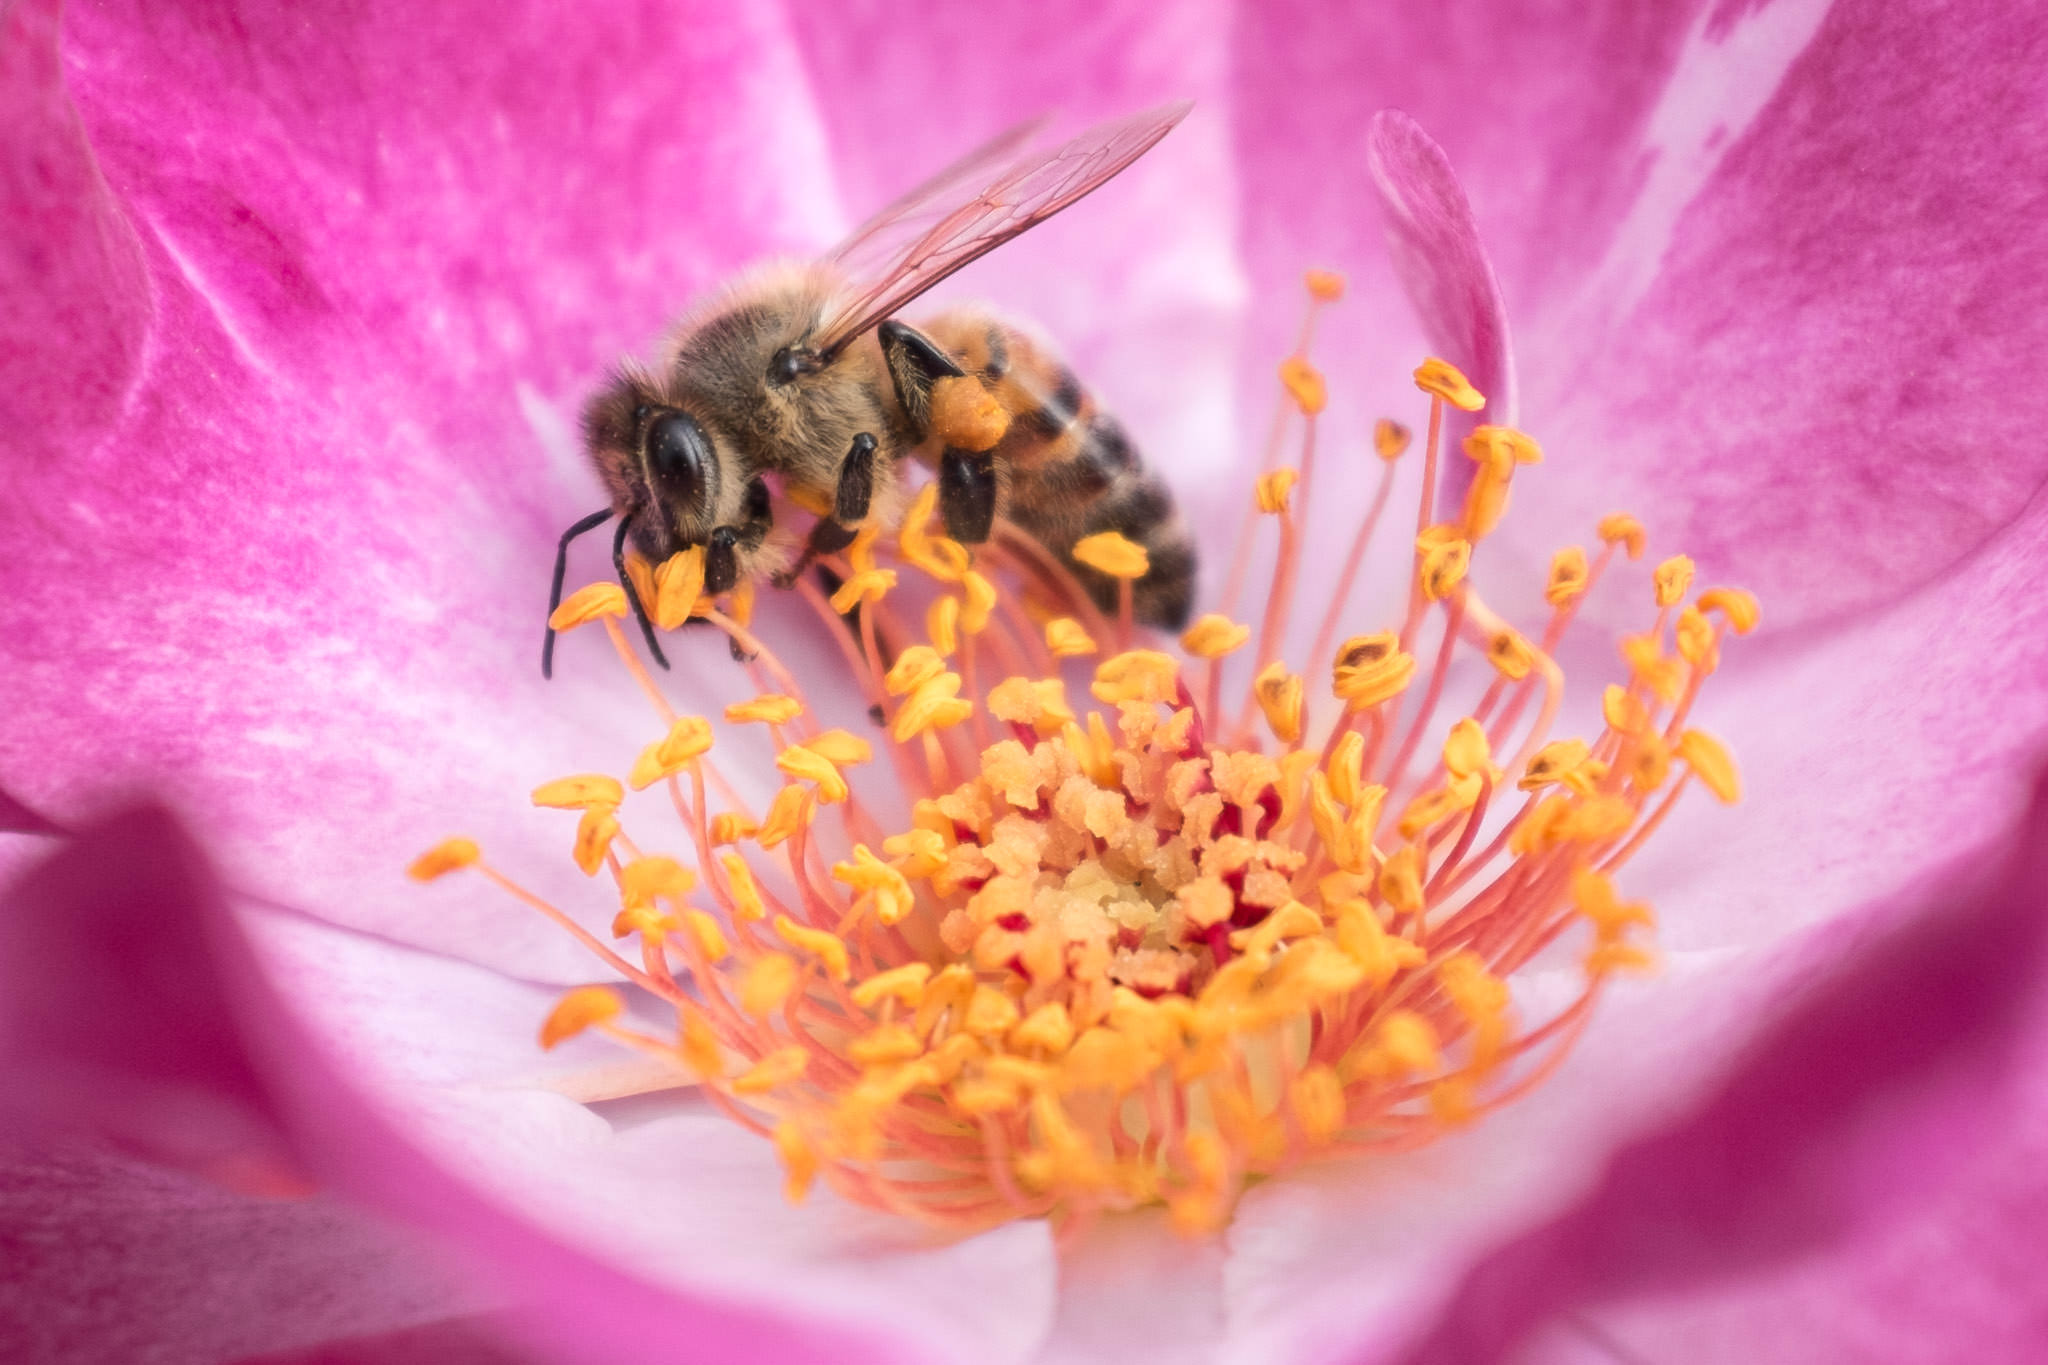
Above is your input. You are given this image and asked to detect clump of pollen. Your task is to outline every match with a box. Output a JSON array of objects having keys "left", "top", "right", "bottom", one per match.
[{"left": 414, "top": 273, "right": 1755, "bottom": 1237}]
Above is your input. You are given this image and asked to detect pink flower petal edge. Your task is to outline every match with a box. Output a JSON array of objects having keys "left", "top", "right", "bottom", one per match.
[{"left": 0, "top": 806, "right": 906, "bottom": 1365}]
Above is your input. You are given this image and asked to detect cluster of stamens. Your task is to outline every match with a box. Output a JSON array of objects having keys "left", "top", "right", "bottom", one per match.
[{"left": 413, "top": 272, "right": 1755, "bottom": 1239}]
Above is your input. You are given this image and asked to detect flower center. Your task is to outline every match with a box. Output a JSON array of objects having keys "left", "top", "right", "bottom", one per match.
[{"left": 412, "top": 273, "right": 1756, "bottom": 1238}]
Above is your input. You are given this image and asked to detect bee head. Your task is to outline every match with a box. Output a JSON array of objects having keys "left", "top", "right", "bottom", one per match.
[{"left": 580, "top": 369, "right": 724, "bottom": 557}]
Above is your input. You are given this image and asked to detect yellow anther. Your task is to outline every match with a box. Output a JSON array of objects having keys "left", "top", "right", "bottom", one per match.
[
  {"left": 830, "top": 568, "right": 896, "bottom": 614},
  {"left": 1256, "top": 467, "right": 1300, "bottom": 513},
  {"left": 1091, "top": 650, "right": 1179, "bottom": 705},
  {"left": 408, "top": 837, "right": 479, "bottom": 881},
  {"left": 724, "top": 694, "right": 803, "bottom": 726},
  {"left": 1397, "top": 783, "right": 1473, "bottom": 840},
  {"left": 930, "top": 374, "right": 1010, "bottom": 452},
  {"left": 1461, "top": 467, "right": 1511, "bottom": 539},
  {"left": 619, "top": 855, "right": 695, "bottom": 908},
  {"left": 961, "top": 985, "right": 1021, "bottom": 1039},
  {"left": 1304, "top": 268, "right": 1346, "bottom": 302},
  {"left": 539, "top": 986, "right": 622, "bottom": 1050},
  {"left": 1377, "top": 844, "right": 1426, "bottom": 914},
  {"left": 1585, "top": 941, "right": 1658, "bottom": 978},
  {"left": 1698, "top": 587, "right": 1761, "bottom": 634},
  {"left": 1181, "top": 613, "right": 1250, "bottom": 659},
  {"left": 852, "top": 962, "right": 933, "bottom": 1010},
  {"left": 719, "top": 853, "right": 767, "bottom": 920},
  {"left": 1044, "top": 617, "right": 1099, "bottom": 658},
  {"left": 1278, "top": 357, "right": 1326, "bottom": 416},
  {"left": 1253, "top": 661, "right": 1304, "bottom": 744},
  {"left": 772, "top": 1122, "right": 817, "bottom": 1204},
  {"left": 847, "top": 518, "right": 883, "bottom": 575},
  {"left": 1461, "top": 424, "right": 1543, "bottom": 476},
  {"left": 1521, "top": 739, "right": 1591, "bottom": 791},
  {"left": 1229, "top": 900, "right": 1322, "bottom": 957},
  {"left": 1374, "top": 418, "right": 1412, "bottom": 460},
  {"left": 1546, "top": 546, "right": 1590, "bottom": 606},
  {"left": 727, "top": 575, "right": 756, "bottom": 625},
  {"left": 1332, "top": 633, "right": 1417, "bottom": 708},
  {"left": 775, "top": 747, "right": 848, "bottom": 804},
  {"left": 740, "top": 953, "right": 797, "bottom": 1017},
  {"left": 987, "top": 676, "right": 1075, "bottom": 734},
  {"left": 1570, "top": 865, "right": 1653, "bottom": 938},
  {"left": 1291, "top": 1064, "right": 1347, "bottom": 1143},
  {"left": 668, "top": 909, "right": 726, "bottom": 964},
  {"left": 812, "top": 729, "right": 873, "bottom": 768},
  {"left": 847, "top": 1025, "right": 925, "bottom": 1066},
  {"left": 1072, "top": 531, "right": 1150, "bottom": 580},
  {"left": 530, "top": 775, "right": 624, "bottom": 811},
  {"left": 1601, "top": 684, "right": 1650, "bottom": 735},
  {"left": 1676, "top": 729, "right": 1741, "bottom": 803},
  {"left": 927, "top": 593, "right": 961, "bottom": 655},
  {"left": 755, "top": 784, "right": 813, "bottom": 849},
  {"left": 1332, "top": 900, "right": 1424, "bottom": 986},
  {"left": 1620, "top": 634, "right": 1685, "bottom": 704},
  {"left": 884, "top": 645, "right": 947, "bottom": 697},
  {"left": 1487, "top": 629, "right": 1534, "bottom": 680},
  {"left": 1597, "top": 513, "right": 1648, "bottom": 560},
  {"left": 1010, "top": 1002, "right": 1076, "bottom": 1055},
  {"left": 1675, "top": 605, "right": 1719, "bottom": 673},
  {"left": 572, "top": 807, "right": 620, "bottom": 875},
  {"left": 610, "top": 905, "right": 674, "bottom": 941},
  {"left": 653, "top": 546, "right": 706, "bottom": 630},
  {"left": 960, "top": 570, "right": 999, "bottom": 634},
  {"left": 733, "top": 1046, "right": 809, "bottom": 1095},
  {"left": 774, "top": 915, "right": 850, "bottom": 982},
  {"left": 1416, "top": 525, "right": 1472, "bottom": 601},
  {"left": 1326, "top": 729, "right": 1365, "bottom": 808},
  {"left": 880, "top": 827, "right": 947, "bottom": 878},
  {"left": 893, "top": 672, "right": 974, "bottom": 742},
  {"left": 679, "top": 1006, "right": 723, "bottom": 1079},
  {"left": 1442, "top": 717, "right": 1492, "bottom": 779},
  {"left": 547, "top": 582, "right": 627, "bottom": 631},
  {"left": 831, "top": 844, "right": 916, "bottom": 926},
  {"left": 1653, "top": 555, "right": 1695, "bottom": 608},
  {"left": 1631, "top": 731, "right": 1673, "bottom": 792},
  {"left": 1177, "top": 876, "right": 1235, "bottom": 930},
  {"left": 1561, "top": 795, "right": 1636, "bottom": 843},
  {"left": 1372, "top": 1010, "right": 1440, "bottom": 1074},
  {"left": 628, "top": 715, "right": 715, "bottom": 790},
  {"left": 1413, "top": 357, "right": 1485, "bottom": 411},
  {"left": 622, "top": 554, "right": 656, "bottom": 619}
]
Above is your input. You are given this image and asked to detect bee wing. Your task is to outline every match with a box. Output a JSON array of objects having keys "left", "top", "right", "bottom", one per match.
[{"left": 814, "top": 101, "right": 1191, "bottom": 361}]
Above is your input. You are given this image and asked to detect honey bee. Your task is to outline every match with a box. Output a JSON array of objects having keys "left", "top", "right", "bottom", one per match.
[{"left": 544, "top": 103, "right": 1197, "bottom": 677}]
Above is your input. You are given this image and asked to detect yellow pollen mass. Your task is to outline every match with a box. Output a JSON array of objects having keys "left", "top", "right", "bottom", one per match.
[{"left": 446, "top": 341, "right": 1752, "bottom": 1243}]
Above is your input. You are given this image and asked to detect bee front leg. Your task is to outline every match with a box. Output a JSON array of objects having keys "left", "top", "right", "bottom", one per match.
[
  {"left": 774, "top": 433, "right": 877, "bottom": 588},
  {"left": 707, "top": 477, "right": 773, "bottom": 661}
]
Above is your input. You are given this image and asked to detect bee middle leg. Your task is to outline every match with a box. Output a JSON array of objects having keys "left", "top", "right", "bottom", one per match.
[{"left": 773, "top": 432, "right": 878, "bottom": 588}]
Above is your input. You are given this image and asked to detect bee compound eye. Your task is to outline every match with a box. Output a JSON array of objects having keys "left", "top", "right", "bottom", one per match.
[{"left": 645, "top": 410, "right": 712, "bottom": 506}]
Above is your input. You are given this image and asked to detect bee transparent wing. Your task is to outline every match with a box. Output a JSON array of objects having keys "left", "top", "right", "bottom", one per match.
[{"left": 814, "top": 101, "right": 1191, "bottom": 361}]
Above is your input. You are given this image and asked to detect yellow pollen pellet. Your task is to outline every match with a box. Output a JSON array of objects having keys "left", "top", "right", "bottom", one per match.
[
  {"left": 1044, "top": 617, "right": 1098, "bottom": 658},
  {"left": 851, "top": 962, "right": 933, "bottom": 1010},
  {"left": 1602, "top": 684, "right": 1650, "bottom": 735},
  {"left": 724, "top": 694, "right": 803, "bottom": 725},
  {"left": 1072, "top": 531, "right": 1150, "bottom": 579},
  {"left": 1597, "top": 513, "right": 1648, "bottom": 560},
  {"left": 774, "top": 915, "right": 850, "bottom": 982},
  {"left": 653, "top": 546, "right": 706, "bottom": 630},
  {"left": 1378, "top": 844, "right": 1426, "bottom": 913},
  {"left": 539, "top": 986, "right": 623, "bottom": 1050},
  {"left": 892, "top": 672, "right": 973, "bottom": 742},
  {"left": 927, "top": 593, "right": 961, "bottom": 655},
  {"left": 547, "top": 582, "right": 627, "bottom": 631},
  {"left": 572, "top": 807, "right": 620, "bottom": 876},
  {"left": 1332, "top": 633, "right": 1417, "bottom": 708},
  {"left": 1304, "top": 268, "right": 1345, "bottom": 302},
  {"left": 960, "top": 570, "right": 999, "bottom": 634},
  {"left": 741, "top": 953, "right": 797, "bottom": 1016},
  {"left": 1546, "top": 546, "right": 1590, "bottom": 606},
  {"left": 1416, "top": 526, "right": 1472, "bottom": 601},
  {"left": 1487, "top": 629, "right": 1534, "bottom": 680},
  {"left": 829, "top": 568, "right": 896, "bottom": 614},
  {"left": 1698, "top": 587, "right": 1761, "bottom": 634},
  {"left": 755, "top": 784, "right": 812, "bottom": 849},
  {"left": 1256, "top": 467, "right": 1300, "bottom": 514},
  {"left": 1677, "top": 729, "right": 1742, "bottom": 803},
  {"left": 619, "top": 855, "right": 695, "bottom": 907},
  {"left": 1091, "top": 650, "right": 1179, "bottom": 705},
  {"left": 1253, "top": 661, "right": 1304, "bottom": 744},
  {"left": 1278, "top": 357, "right": 1326, "bottom": 416},
  {"left": 1181, "top": 613, "right": 1250, "bottom": 659},
  {"left": 1374, "top": 418, "right": 1411, "bottom": 460},
  {"left": 1412, "top": 357, "right": 1485, "bottom": 411},
  {"left": 731, "top": 1046, "right": 809, "bottom": 1096},
  {"left": 930, "top": 374, "right": 1010, "bottom": 452},
  {"left": 1176, "top": 877, "right": 1235, "bottom": 930},
  {"left": 1654, "top": 555, "right": 1695, "bottom": 608},
  {"left": 884, "top": 645, "right": 947, "bottom": 697},
  {"left": 408, "top": 837, "right": 479, "bottom": 881},
  {"left": 530, "top": 775, "right": 624, "bottom": 811}
]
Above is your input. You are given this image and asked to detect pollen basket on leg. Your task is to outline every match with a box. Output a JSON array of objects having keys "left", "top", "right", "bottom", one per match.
[{"left": 420, "top": 284, "right": 1751, "bottom": 1237}]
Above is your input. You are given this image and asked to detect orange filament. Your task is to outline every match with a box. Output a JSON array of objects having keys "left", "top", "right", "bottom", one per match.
[{"left": 418, "top": 276, "right": 1751, "bottom": 1239}]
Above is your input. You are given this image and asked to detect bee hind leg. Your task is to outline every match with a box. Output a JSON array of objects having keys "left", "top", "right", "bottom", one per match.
[{"left": 938, "top": 449, "right": 997, "bottom": 545}]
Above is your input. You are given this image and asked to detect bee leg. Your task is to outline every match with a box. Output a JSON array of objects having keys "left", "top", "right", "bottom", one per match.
[
  {"left": 543, "top": 506, "right": 615, "bottom": 679},
  {"left": 938, "top": 449, "right": 998, "bottom": 545},
  {"left": 879, "top": 320, "right": 965, "bottom": 437},
  {"left": 612, "top": 512, "right": 671, "bottom": 671},
  {"left": 774, "top": 433, "right": 878, "bottom": 588}
]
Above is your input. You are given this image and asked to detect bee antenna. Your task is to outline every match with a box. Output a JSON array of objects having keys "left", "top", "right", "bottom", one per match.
[
  {"left": 543, "top": 507, "right": 616, "bottom": 679},
  {"left": 612, "top": 511, "right": 672, "bottom": 672}
]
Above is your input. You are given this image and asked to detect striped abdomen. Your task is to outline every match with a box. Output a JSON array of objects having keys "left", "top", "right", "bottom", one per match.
[{"left": 915, "top": 308, "right": 1195, "bottom": 629}]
